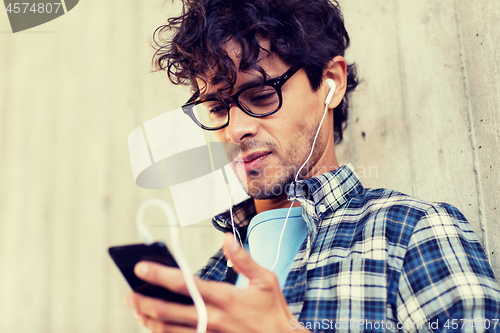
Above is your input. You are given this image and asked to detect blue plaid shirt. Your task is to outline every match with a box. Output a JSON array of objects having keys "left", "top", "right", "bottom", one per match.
[{"left": 198, "top": 164, "right": 500, "bottom": 332}]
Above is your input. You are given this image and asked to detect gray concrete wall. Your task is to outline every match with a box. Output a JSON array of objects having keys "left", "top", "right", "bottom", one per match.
[{"left": 0, "top": 0, "right": 498, "bottom": 332}]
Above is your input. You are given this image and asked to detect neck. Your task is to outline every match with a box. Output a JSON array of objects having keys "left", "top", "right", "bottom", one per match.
[
  {"left": 253, "top": 157, "right": 340, "bottom": 214},
  {"left": 254, "top": 194, "right": 300, "bottom": 214}
]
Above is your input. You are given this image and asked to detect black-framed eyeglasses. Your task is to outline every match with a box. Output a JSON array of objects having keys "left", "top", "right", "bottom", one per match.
[{"left": 181, "top": 65, "right": 301, "bottom": 131}]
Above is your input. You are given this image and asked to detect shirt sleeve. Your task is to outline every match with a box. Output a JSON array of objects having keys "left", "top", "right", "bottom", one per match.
[{"left": 396, "top": 203, "right": 500, "bottom": 331}]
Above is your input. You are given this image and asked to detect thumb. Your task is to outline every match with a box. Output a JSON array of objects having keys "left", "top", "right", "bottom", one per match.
[{"left": 223, "top": 233, "right": 272, "bottom": 285}]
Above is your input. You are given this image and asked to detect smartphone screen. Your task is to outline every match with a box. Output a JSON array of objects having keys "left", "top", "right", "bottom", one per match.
[{"left": 108, "top": 242, "right": 193, "bottom": 304}]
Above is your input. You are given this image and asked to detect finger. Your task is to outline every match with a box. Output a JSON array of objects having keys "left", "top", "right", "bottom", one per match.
[
  {"left": 126, "top": 292, "right": 198, "bottom": 326},
  {"left": 135, "top": 303, "right": 227, "bottom": 333},
  {"left": 222, "top": 233, "right": 275, "bottom": 285},
  {"left": 134, "top": 261, "right": 192, "bottom": 296},
  {"left": 136, "top": 312, "right": 196, "bottom": 333},
  {"left": 134, "top": 261, "right": 236, "bottom": 306}
]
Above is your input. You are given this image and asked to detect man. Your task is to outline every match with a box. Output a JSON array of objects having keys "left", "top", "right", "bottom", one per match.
[{"left": 124, "top": 0, "right": 500, "bottom": 331}]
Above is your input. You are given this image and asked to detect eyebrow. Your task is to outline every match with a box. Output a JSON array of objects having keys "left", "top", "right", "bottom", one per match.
[{"left": 196, "top": 74, "right": 277, "bottom": 101}]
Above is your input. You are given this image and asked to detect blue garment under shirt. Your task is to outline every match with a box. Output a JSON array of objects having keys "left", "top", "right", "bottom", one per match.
[{"left": 235, "top": 206, "right": 306, "bottom": 289}]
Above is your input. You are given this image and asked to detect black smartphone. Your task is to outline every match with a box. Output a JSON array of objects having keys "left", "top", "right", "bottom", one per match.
[{"left": 108, "top": 242, "right": 193, "bottom": 304}]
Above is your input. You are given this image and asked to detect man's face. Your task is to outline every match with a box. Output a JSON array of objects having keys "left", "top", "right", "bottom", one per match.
[{"left": 198, "top": 41, "right": 333, "bottom": 199}]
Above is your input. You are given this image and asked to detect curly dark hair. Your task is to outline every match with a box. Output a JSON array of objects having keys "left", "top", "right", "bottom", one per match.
[{"left": 153, "top": 0, "right": 358, "bottom": 144}]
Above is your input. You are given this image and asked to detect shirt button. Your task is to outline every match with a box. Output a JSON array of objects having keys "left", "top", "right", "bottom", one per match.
[{"left": 319, "top": 204, "right": 326, "bottom": 213}]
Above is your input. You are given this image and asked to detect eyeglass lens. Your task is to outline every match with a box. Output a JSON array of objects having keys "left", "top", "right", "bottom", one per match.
[{"left": 192, "top": 85, "right": 280, "bottom": 129}]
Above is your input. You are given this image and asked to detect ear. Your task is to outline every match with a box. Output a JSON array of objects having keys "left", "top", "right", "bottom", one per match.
[{"left": 323, "top": 56, "right": 348, "bottom": 110}]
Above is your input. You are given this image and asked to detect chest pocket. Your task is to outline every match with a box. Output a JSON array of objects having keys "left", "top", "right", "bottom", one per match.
[{"left": 299, "top": 258, "right": 387, "bottom": 332}]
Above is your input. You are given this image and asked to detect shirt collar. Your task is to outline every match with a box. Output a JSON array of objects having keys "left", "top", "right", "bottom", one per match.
[
  {"left": 212, "top": 164, "right": 364, "bottom": 239},
  {"left": 287, "top": 163, "right": 364, "bottom": 220}
]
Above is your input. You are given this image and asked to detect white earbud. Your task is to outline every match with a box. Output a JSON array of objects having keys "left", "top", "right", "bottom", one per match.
[{"left": 325, "top": 79, "right": 336, "bottom": 105}]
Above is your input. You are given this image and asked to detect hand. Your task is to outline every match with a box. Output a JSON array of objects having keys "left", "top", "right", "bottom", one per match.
[{"left": 124, "top": 233, "right": 309, "bottom": 333}]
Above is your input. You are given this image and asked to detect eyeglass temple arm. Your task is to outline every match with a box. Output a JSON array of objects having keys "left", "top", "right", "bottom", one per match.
[{"left": 186, "top": 91, "right": 200, "bottom": 104}]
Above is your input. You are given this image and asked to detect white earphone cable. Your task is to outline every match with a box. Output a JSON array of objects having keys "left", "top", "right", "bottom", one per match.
[
  {"left": 228, "top": 171, "right": 243, "bottom": 246},
  {"left": 269, "top": 101, "right": 329, "bottom": 272},
  {"left": 136, "top": 198, "right": 208, "bottom": 333},
  {"left": 227, "top": 79, "right": 334, "bottom": 274}
]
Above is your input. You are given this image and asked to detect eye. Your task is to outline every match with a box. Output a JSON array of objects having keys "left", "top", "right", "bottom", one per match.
[
  {"left": 208, "top": 104, "right": 226, "bottom": 113},
  {"left": 203, "top": 101, "right": 227, "bottom": 119},
  {"left": 244, "top": 87, "right": 278, "bottom": 106},
  {"left": 251, "top": 92, "right": 276, "bottom": 103}
]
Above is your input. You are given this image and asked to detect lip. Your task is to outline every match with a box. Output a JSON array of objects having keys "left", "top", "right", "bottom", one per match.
[{"left": 235, "top": 151, "right": 272, "bottom": 172}]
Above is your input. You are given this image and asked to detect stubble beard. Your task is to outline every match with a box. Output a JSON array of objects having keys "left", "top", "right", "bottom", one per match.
[{"left": 235, "top": 128, "right": 324, "bottom": 200}]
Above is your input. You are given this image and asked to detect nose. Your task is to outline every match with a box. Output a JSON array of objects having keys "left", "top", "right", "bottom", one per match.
[{"left": 224, "top": 104, "right": 259, "bottom": 144}]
